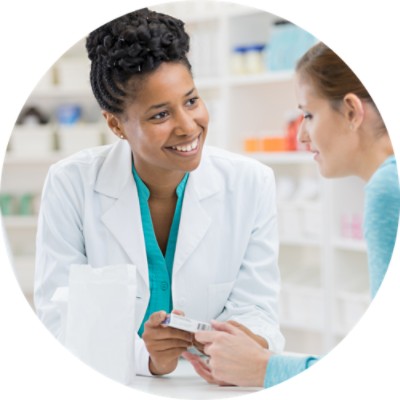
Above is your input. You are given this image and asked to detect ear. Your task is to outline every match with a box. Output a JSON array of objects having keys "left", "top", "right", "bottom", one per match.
[
  {"left": 102, "top": 111, "right": 125, "bottom": 139},
  {"left": 343, "top": 93, "right": 365, "bottom": 130}
]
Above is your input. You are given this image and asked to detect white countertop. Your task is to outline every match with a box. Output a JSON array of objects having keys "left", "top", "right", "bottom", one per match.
[{"left": 131, "top": 358, "right": 263, "bottom": 399}]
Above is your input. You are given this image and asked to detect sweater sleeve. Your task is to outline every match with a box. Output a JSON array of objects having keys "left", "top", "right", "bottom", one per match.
[
  {"left": 264, "top": 354, "right": 319, "bottom": 388},
  {"left": 364, "top": 157, "right": 400, "bottom": 298}
]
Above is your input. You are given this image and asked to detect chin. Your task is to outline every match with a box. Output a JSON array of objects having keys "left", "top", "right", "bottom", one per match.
[
  {"left": 317, "top": 164, "right": 335, "bottom": 179},
  {"left": 186, "top": 156, "right": 202, "bottom": 172}
]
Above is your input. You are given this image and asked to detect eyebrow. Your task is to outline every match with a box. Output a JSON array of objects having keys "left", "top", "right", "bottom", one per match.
[{"left": 145, "top": 87, "right": 196, "bottom": 113}]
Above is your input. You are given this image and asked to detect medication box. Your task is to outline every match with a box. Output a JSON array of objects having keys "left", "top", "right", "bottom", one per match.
[{"left": 162, "top": 314, "right": 212, "bottom": 333}]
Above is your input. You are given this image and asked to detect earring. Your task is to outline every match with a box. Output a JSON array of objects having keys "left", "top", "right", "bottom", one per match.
[
  {"left": 120, "top": 134, "right": 125, "bottom": 139},
  {"left": 349, "top": 123, "right": 354, "bottom": 130}
]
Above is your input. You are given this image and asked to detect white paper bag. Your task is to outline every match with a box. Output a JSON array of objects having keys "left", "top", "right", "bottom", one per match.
[{"left": 65, "top": 264, "right": 137, "bottom": 386}]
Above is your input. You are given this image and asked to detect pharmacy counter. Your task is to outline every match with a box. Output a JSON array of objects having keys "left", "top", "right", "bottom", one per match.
[{"left": 131, "top": 358, "right": 263, "bottom": 399}]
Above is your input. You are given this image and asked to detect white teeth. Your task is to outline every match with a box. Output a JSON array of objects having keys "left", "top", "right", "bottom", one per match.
[{"left": 172, "top": 138, "right": 199, "bottom": 152}]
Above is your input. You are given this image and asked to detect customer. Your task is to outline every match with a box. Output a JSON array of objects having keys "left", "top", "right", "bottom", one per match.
[
  {"left": 34, "top": 8, "right": 284, "bottom": 378},
  {"left": 184, "top": 41, "right": 400, "bottom": 387}
]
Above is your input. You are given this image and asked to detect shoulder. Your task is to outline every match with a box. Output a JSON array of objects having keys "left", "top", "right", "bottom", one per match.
[
  {"left": 47, "top": 144, "right": 114, "bottom": 184},
  {"left": 365, "top": 156, "right": 400, "bottom": 232},
  {"left": 366, "top": 156, "right": 400, "bottom": 203}
]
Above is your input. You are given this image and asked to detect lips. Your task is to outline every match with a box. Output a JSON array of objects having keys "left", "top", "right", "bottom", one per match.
[{"left": 168, "top": 135, "right": 200, "bottom": 153}]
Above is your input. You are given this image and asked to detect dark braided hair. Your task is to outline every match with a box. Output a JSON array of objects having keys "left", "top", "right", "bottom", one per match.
[{"left": 86, "top": 8, "right": 191, "bottom": 114}]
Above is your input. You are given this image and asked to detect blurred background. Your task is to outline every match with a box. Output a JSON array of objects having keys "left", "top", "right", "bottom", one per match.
[{"left": 0, "top": 0, "right": 369, "bottom": 356}]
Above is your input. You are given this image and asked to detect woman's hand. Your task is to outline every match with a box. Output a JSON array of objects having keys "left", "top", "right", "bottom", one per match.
[
  {"left": 182, "top": 351, "right": 232, "bottom": 386},
  {"left": 142, "top": 310, "right": 194, "bottom": 376},
  {"left": 227, "top": 320, "right": 269, "bottom": 349},
  {"left": 191, "top": 320, "right": 267, "bottom": 354},
  {"left": 191, "top": 320, "right": 271, "bottom": 387}
]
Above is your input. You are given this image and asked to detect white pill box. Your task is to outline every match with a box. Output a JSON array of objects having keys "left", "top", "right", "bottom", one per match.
[{"left": 162, "top": 314, "right": 212, "bottom": 333}]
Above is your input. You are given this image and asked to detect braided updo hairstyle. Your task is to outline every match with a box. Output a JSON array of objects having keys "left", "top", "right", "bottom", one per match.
[{"left": 86, "top": 8, "right": 191, "bottom": 114}]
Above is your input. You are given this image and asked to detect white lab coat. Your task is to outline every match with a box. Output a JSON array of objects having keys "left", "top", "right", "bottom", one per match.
[{"left": 34, "top": 140, "right": 284, "bottom": 376}]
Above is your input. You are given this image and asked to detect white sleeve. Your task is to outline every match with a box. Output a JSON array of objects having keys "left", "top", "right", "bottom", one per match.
[
  {"left": 215, "top": 166, "right": 285, "bottom": 353},
  {"left": 135, "top": 334, "right": 152, "bottom": 376},
  {"left": 34, "top": 164, "right": 87, "bottom": 338}
]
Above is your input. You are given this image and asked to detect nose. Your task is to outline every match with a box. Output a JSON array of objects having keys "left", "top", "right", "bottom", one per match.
[
  {"left": 174, "top": 108, "right": 197, "bottom": 136},
  {"left": 297, "top": 120, "right": 310, "bottom": 144}
]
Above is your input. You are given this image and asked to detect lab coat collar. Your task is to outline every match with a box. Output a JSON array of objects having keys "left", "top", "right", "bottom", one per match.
[
  {"left": 94, "top": 141, "right": 220, "bottom": 201},
  {"left": 95, "top": 140, "right": 220, "bottom": 282},
  {"left": 172, "top": 150, "right": 220, "bottom": 274},
  {"left": 94, "top": 140, "right": 133, "bottom": 198}
]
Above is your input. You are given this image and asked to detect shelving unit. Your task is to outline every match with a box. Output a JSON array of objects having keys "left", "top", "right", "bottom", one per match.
[{"left": 0, "top": 1, "right": 370, "bottom": 355}]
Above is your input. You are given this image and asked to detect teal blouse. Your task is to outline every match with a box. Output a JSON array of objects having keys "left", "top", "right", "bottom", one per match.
[
  {"left": 264, "top": 155, "right": 400, "bottom": 388},
  {"left": 132, "top": 165, "right": 189, "bottom": 337}
]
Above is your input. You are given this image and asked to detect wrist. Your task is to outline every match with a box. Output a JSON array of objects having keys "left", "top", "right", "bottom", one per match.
[
  {"left": 149, "top": 357, "right": 176, "bottom": 376},
  {"left": 254, "top": 349, "right": 271, "bottom": 387}
]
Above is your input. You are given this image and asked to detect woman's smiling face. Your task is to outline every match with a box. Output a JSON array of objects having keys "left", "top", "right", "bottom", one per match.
[
  {"left": 112, "top": 62, "right": 209, "bottom": 178},
  {"left": 295, "top": 73, "right": 359, "bottom": 178}
]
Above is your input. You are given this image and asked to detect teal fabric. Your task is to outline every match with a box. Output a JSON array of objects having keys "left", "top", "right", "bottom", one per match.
[
  {"left": 264, "top": 155, "right": 399, "bottom": 388},
  {"left": 264, "top": 354, "right": 319, "bottom": 388},
  {"left": 364, "top": 155, "right": 399, "bottom": 298},
  {"left": 132, "top": 165, "right": 189, "bottom": 337}
]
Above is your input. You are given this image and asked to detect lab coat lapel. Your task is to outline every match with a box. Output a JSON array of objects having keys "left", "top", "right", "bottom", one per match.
[
  {"left": 94, "top": 141, "right": 149, "bottom": 287},
  {"left": 173, "top": 153, "right": 218, "bottom": 275}
]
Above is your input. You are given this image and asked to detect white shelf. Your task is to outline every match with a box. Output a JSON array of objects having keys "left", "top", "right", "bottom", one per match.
[
  {"left": 4, "top": 153, "right": 63, "bottom": 166},
  {"left": 247, "top": 151, "right": 314, "bottom": 164},
  {"left": 2, "top": 216, "right": 38, "bottom": 229},
  {"left": 194, "top": 77, "right": 223, "bottom": 90},
  {"left": 280, "top": 237, "right": 321, "bottom": 247},
  {"left": 30, "top": 86, "right": 93, "bottom": 100},
  {"left": 334, "top": 238, "right": 367, "bottom": 252},
  {"left": 228, "top": 70, "right": 294, "bottom": 86}
]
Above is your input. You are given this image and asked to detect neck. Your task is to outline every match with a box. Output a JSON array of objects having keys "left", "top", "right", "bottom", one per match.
[
  {"left": 134, "top": 162, "right": 185, "bottom": 199},
  {"left": 357, "top": 132, "right": 394, "bottom": 181}
]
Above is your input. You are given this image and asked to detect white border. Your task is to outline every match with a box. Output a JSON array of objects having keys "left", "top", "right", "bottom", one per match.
[{"left": 1, "top": 1, "right": 399, "bottom": 399}]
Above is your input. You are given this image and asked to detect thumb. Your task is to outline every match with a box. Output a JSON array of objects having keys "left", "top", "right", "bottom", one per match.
[
  {"left": 171, "top": 309, "right": 185, "bottom": 316},
  {"left": 147, "top": 310, "right": 168, "bottom": 327}
]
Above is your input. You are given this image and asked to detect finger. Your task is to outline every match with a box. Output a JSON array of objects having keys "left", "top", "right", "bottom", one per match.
[
  {"left": 192, "top": 338, "right": 206, "bottom": 354},
  {"left": 182, "top": 352, "right": 210, "bottom": 371},
  {"left": 194, "top": 330, "right": 221, "bottom": 344},
  {"left": 226, "top": 321, "right": 268, "bottom": 348},
  {"left": 227, "top": 320, "right": 245, "bottom": 329},
  {"left": 155, "top": 347, "right": 190, "bottom": 359},
  {"left": 148, "top": 338, "right": 193, "bottom": 352},
  {"left": 181, "top": 351, "right": 201, "bottom": 363},
  {"left": 227, "top": 320, "right": 254, "bottom": 335},
  {"left": 146, "top": 310, "right": 168, "bottom": 328},
  {"left": 210, "top": 320, "right": 239, "bottom": 334},
  {"left": 145, "top": 322, "right": 193, "bottom": 342},
  {"left": 163, "top": 327, "right": 194, "bottom": 342},
  {"left": 184, "top": 355, "right": 215, "bottom": 384}
]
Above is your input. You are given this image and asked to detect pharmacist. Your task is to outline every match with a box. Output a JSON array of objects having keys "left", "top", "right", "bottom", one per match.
[{"left": 34, "top": 8, "right": 284, "bottom": 377}]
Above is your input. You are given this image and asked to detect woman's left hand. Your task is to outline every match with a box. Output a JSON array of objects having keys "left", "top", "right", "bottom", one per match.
[{"left": 190, "top": 320, "right": 271, "bottom": 387}]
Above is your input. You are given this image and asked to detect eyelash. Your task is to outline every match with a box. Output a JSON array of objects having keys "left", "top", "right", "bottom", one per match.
[
  {"left": 150, "top": 97, "right": 199, "bottom": 121},
  {"left": 187, "top": 97, "right": 199, "bottom": 106}
]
